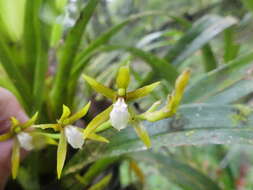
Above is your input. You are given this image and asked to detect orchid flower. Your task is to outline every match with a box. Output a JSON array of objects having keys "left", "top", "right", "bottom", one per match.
[
  {"left": 35, "top": 102, "right": 109, "bottom": 179},
  {"left": 83, "top": 66, "right": 190, "bottom": 149},
  {"left": 0, "top": 113, "right": 38, "bottom": 179}
]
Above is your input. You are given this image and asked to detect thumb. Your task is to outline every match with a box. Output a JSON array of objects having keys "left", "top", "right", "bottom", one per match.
[{"left": 0, "top": 87, "right": 28, "bottom": 190}]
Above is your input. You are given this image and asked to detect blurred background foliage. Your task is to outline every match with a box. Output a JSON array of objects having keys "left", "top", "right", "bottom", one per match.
[{"left": 1, "top": 0, "right": 253, "bottom": 189}]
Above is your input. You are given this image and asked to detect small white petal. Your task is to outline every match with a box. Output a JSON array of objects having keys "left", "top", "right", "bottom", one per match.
[
  {"left": 110, "top": 98, "right": 130, "bottom": 130},
  {"left": 64, "top": 125, "right": 84, "bottom": 149},
  {"left": 17, "top": 132, "right": 34, "bottom": 151}
]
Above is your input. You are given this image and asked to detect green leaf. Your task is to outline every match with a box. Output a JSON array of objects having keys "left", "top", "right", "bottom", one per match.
[
  {"left": 12, "top": 138, "right": 20, "bottom": 179},
  {"left": 242, "top": 0, "right": 253, "bottom": 12},
  {"left": 23, "top": 0, "right": 41, "bottom": 82},
  {"left": 183, "top": 50, "right": 253, "bottom": 104},
  {"left": 102, "top": 45, "right": 179, "bottom": 85},
  {"left": 131, "top": 152, "right": 221, "bottom": 190},
  {"left": 164, "top": 15, "right": 237, "bottom": 65},
  {"left": 0, "top": 37, "right": 32, "bottom": 111},
  {"left": 88, "top": 173, "right": 112, "bottom": 190},
  {"left": 51, "top": 0, "right": 100, "bottom": 115},
  {"left": 126, "top": 82, "right": 160, "bottom": 101},
  {"left": 223, "top": 27, "right": 240, "bottom": 63},
  {"left": 64, "top": 104, "right": 253, "bottom": 175},
  {"left": 201, "top": 43, "right": 217, "bottom": 72},
  {"left": 206, "top": 79, "right": 253, "bottom": 104},
  {"left": 71, "top": 11, "right": 165, "bottom": 77},
  {"left": 57, "top": 130, "right": 67, "bottom": 179},
  {"left": 75, "top": 157, "right": 118, "bottom": 187},
  {"left": 82, "top": 74, "right": 116, "bottom": 100}
]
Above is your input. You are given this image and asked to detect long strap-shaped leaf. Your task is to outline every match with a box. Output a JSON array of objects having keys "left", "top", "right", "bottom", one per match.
[
  {"left": 51, "top": 0, "right": 100, "bottom": 116},
  {"left": 164, "top": 15, "right": 237, "bottom": 66},
  {"left": 183, "top": 50, "right": 253, "bottom": 104},
  {"left": 0, "top": 37, "right": 32, "bottom": 111},
  {"left": 64, "top": 103, "right": 253, "bottom": 175},
  {"left": 131, "top": 152, "right": 221, "bottom": 190}
]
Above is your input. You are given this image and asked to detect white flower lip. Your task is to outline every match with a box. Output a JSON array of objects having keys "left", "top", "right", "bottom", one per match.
[
  {"left": 110, "top": 98, "right": 130, "bottom": 131},
  {"left": 17, "top": 132, "right": 34, "bottom": 151},
  {"left": 64, "top": 125, "right": 84, "bottom": 149}
]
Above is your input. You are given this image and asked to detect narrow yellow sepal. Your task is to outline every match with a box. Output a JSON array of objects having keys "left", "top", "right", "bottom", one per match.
[
  {"left": 167, "top": 69, "right": 191, "bottom": 113},
  {"left": 58, "top": 105, "right": 71, "bottom": 123},
  {"left": 11, "top": 138, "right": 20, "bottom": 179},
  {"left": 138, "top": 69, "right": 191, "bottom": 122},
  {"left": 116, "top": 66, "right": 130, "bottom": 89},
  {"left": 132, "top": 122, "right": 151, "bottom": 148},
  {"left": 87, "top": 133, "right": 109, "bottom": 143},
  {"left": 10, "top": 117, "right": 20, "bottom": 126},
  {"left": 0, "top": 132, "right": 12, "bottom": 141},
  {"left": 33, "top": 124, "right": 59, "bottom": 131},
  {"left": 21, "top": 112, "right": 39, "bottom": 129},
  {"left": 83, "top": 106, "right": 113, "bottom": 139},
  {"left": 57, "top": 130, "right": 67, "bottom": 179},
  {"left": 64, "top": 102, "right": 91, "bottom": 125},
  {"left": 82, "top": 74, "right": 116, "bottom": 100},
  {"left": 126, "top": 81, "right": 160, "bottom": 101}
]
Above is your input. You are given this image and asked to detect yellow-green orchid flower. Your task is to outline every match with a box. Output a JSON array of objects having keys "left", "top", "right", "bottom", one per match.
[
  {"left": 83, "top": 66, "right": 160, "bottom": 131},
  {"left": 82, "top": 66, "right": 160, "bottom": 147},
  {"left": 35, "top": 102, "right": 109, "bottom": 179},
  {"left": 83, "top": 66, "right": 191, "bottom": 148},
  {"left": 0, "top": 113, "right": 38, "bottom": 179}
]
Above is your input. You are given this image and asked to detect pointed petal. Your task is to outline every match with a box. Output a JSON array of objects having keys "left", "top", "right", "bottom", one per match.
[
  {"left": 0, "top": 132, "right": 12, "bottom": 141},
  {"left": 87, "top": 133, "right": 109, "bottom": 143},
  {"left": 21, "top": 112, "right": 39, "bottom": 129},
  {"left": 116, "top": 66, "right": 130, "bottom": 89},
  {"left": 64, "top": 102, "right": 91, "bottom": 125},
  {"left": 126, "top": 82, "right": 160, "bottom": 101},
  {"left": 167, "top": 69, "right": 190, "bottom": 112},
  {"left": 145, "top": 100, "right": 162, "bottom": 113},
  {"left": 58, "top": 105, "right": 71, "bottom": 123},
  {"left": 11, "top": 139, "right": 20, "bottom": 179},
  {"left": 82, "top": 74, "right": 116, "bottom": 100},
  {"left": 33, "top": 124, "right": 59, "bottom": 131},
  {"left": 83, "top": 106, "right": 113, "bottom": 138},
  {"left": 132, "top": 123, "right": 151, "bottom": 148},
  {"left": 57, "top": 130, "right": 67, "bottom": 179},
  {"left": 10, "top": 117, "right": 19, "bottom": 126}
]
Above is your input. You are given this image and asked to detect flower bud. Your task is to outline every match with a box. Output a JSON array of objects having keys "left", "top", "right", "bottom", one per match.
[
  {"left": 17, "top": 132, "right": 34, "bottom": 151},
  {"left": 64, "top": 125, "right": 84, "bottom": 149},
  {"left": 110, "top": 98, "right": 130, "bottom": 130}
]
